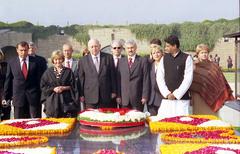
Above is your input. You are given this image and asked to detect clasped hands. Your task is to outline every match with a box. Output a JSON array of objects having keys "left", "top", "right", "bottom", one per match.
[
  {"left": 167, "top": 93, "right": 176, "bottom": 100},
  {"left": 53, "top": 86, "right": 69, "bottom": 93}
]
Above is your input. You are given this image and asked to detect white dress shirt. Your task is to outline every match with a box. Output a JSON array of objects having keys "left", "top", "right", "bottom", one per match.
[{"left": 19, "top": 56, "right": 29, "bottom": 70}]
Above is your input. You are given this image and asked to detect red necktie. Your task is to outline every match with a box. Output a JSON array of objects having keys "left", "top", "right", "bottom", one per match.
[
  {"left": 22, "top": 59, "right": 28, "bottom": 79},
  {"left": 128, "top": 57, "right": 133, "bottom": 68}
]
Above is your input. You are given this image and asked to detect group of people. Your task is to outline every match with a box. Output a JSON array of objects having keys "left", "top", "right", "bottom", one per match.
[{"left": 0, "top": 35, "right": 234, "bottom": 120}]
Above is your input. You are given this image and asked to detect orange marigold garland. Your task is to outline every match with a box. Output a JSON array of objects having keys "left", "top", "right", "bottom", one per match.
[
  {"left": 161, "top": 129, "right": 240, "bottom": 144},
  {"left": 0, "top": 118, "right": 76, "bottom": 135},
  {"left": 0, "top": 146, "right": 56, "bottom": 154},
  {"left": 0, "top": 136, "right": 48, "bottom": 148},
  {"left": 149, "top": 115, "right": 232, "bottom": 133},
  {"left": 160, "top": 144, "right": 240, "bottom": 154}
]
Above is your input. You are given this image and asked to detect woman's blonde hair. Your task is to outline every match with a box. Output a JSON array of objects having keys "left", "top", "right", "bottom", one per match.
[
  {"left": 51, "top": 50, "right": 64, "bottom": 63},
  {"left": 196, "top": 44, "right": 209, "bottom": 55}
]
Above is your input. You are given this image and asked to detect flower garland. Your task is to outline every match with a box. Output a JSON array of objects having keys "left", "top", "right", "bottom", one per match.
[
  {"left": 149, "top": 115, "right": 232, "bottom": 133},
  {"left": 0, "top": 118, "right": 76, "bottom": 135},
  {"left": 161, "top": 129, "right": 240, "bottom": 144},
  {"left": 0, "top": 147, "right": 56, "bottom": 154},
  {"left": 93, "top": 149, "right": 124, "bottom": 154},
  {"left": 79, "top": 108, "right": 147, "bottom": 129},
  {"left": 160, "top": 144, "right": 240, "bottom": 154},
  {"left": 0, "top": 136, "right": 48, "bottom": 148}
]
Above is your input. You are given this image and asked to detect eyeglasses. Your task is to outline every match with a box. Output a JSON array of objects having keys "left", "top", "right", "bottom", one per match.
[{"left": 113, "top": 47, "right": 121, "bottom": 49}]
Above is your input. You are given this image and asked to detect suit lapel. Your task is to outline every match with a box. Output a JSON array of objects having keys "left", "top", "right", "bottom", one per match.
[
  {"left": 129, "top": 55, "right": 140, "bottom": 75},
  {"left": 15, "top": 57, "right": 25, "bottom": 79},
  {"left": 98, "top": 53, "right": 105, "bottom": 75},
  {"left": 71, "top": 60, "right": 77, "bottom": 72},
  {"left": 87, "top": 55, "right": 98, "bottom": 74},
  {"left": 122, "top": 57, "right": 130, "bottom": 75}
]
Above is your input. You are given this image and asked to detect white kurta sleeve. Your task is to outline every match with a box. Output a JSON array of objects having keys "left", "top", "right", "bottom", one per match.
[
  {"left": 172, "top": 55, "right": 193, "bottom": 100},
  {"left": 156, "top": 57, "right": 171, "bottom": 98}
]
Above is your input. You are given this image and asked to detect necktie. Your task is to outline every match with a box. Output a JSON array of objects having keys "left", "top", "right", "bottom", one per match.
[
  {"left": 66, "top": 60, "right": 70, "bottom": 68},
  {"left": 128, "top": 57, "right": 133, "bottom": 68},
  {"left": 95, "top": 56, "right": 100, "bottom": 73},
  {"left": 22, "top": 59, "right": 28, "bottom": 79}
]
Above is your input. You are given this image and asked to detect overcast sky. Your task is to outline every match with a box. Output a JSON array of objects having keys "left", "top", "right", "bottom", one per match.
[{"left": 0, "top": 0, "right": 239, "bottom": 26}]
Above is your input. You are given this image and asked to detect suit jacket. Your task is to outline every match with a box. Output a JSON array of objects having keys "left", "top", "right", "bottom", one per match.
[
  {"left": 78, "top": 52, "right": 116, "bottom": 105},
  {"left": 112, "top": 55, "right": 125, "bottom": 90},
  {"left": 35, "top": 55, "right": 47, "bottom": 78},
  {"left": 70, "top": 59, "right": 78, "bottom": 76},
  {"left": 148, "top": 62, "right": 162, "bottom": 107},
  {"left": 3, "top": 56, "right": 41, "bottom": 107},
  {"left": 117, "top": 55, "right": 150, "bottom": 106}
]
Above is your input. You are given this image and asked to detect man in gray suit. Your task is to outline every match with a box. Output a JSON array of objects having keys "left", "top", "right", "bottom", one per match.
[
  {"left": 78, "top": 39, "right": 116, "bottom": 109},
  {"left": 116, "top": 40, "right": 150, "bottom": 111}
]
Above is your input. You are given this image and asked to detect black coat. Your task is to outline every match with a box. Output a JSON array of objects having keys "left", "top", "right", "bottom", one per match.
[{"left": 40, "top": 67, "right": 77, "bottom": 117}]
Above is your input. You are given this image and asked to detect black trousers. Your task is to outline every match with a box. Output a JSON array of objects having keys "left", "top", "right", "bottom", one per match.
[{"left": 14, "top": 100, "right": 42, "bottom": 119}]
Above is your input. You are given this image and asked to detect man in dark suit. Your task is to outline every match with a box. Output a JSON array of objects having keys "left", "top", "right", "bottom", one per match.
[
  {"left": 3, "top": 41, "right": 41, "bottom": 118},
  {"left": 78, "top": 39, "right": 116, "bottom": 109},
  {"left": 28, "top": 42, "right": 47, "bottom": 78},
  {"left": 111, "top": 39, "right": 125, "bottom": 108},
  {"left": 116, "top": 40, "right": 150, "bottom": 111}
]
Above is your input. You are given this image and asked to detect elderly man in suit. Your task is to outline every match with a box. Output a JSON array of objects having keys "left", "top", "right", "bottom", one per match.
[
  {"left": 111, "top": 39, "right": 125, "bottom": 108},
  {"left": 3, "top": 41, "right": 41, "bottom": 118},
  {"left": 78, "top": 39, "right": 116, "bottom": 109},
  {"left": 116, "top": 40, "right": 150, "bottom": 111}
]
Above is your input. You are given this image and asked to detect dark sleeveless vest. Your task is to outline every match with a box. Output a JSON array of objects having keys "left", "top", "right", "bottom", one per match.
[{"left": 163, "top": 51, "right": 190, "bottom": 100}]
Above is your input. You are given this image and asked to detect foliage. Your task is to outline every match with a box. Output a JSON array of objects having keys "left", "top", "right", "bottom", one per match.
[
  {"left": 0, "top": 18, "right": 239, "bottom": 51},
  {"left": 129, "top": 18, "right": 239, "bottom": 51},
  {"left": 64, "top": 25, "right": 90, "bottom": 45}
]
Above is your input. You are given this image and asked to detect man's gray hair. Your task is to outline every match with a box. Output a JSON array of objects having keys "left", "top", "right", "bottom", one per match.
[
  {"left": 125, "top": 39, "right": 137, "bottom": 47},
  {"left": 88, "top": 38, "right": 100, "bottom": 46},
  {"left": 111, "top": 39, "right": 124, "bottom": 47}
]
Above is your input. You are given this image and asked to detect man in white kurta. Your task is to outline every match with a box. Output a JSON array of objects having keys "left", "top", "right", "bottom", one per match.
[{"left": 156, "top": 35, "right": 193, "bottom": 119}]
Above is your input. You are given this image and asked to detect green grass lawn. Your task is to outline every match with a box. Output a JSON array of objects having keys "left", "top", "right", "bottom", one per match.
[{"left": 223, "top": 72, "right": 235, "bottom": 83}]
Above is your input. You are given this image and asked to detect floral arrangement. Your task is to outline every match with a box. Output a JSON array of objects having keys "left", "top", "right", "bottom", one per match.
[
  {"left": 160, "top": 144, "right": 240, "bottom": 154},
  {"left": 149, "top": 115, "right": 232, "bottom": 133},
  {"left": 80, "top": 126, "right": 147, "bottom": 142},
  {"left": 79, "top": 108, "right": 148, "bottom": 129},
  {"left": 93, "top": 149, "right": 124, "bottom": 154},
  {"left": 0, "top": 118, "right": 76, "bottom": 135},
  {"left": 0, "top": 135, "right": 48, "bottom": 148},
  {"left": 0, "top": 146, "right": 56, "bottom": 154},
  {"left": 161, "top": 129, "right": 240, "bottom": 144}
]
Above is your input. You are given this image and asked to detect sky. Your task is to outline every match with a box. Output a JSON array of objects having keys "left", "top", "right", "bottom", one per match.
[{"left": 0, "top": 0, "right": 239, "bottom": 26}]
